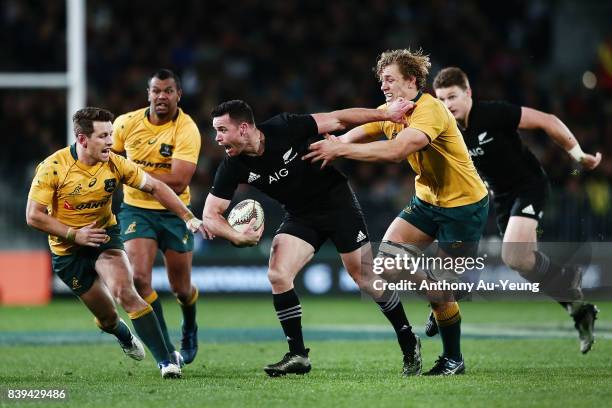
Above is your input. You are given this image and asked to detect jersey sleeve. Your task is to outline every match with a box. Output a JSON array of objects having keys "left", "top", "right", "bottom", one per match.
[
  {"left": 112, "top": 154, "right": 146, "bottom": 190},
  {"left": 286, "top": 113, "right": 318, "bottom": 140},
  {"left": 28, "top": 159, "right": 59, "bottom": 206},
  {"left": 111, "top": 113, "right": 129, "bottom": 153},
  {"left": 408, "top": 101, "right": 449, "bottom": 142},
  {"left": 480, "top": 101, "right": 521, "bottom": 131},
  {"left": 210, "top": 159, "right": 241, "bottom": 200},
  {"left": 360, "top": 120, "right": 385, "bottom": 137},
  {"left": 173, "top": 119, "right": 201, "bottom": 164}
]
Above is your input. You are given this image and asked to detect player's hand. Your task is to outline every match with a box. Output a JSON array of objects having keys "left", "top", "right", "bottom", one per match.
[
  {"left": 386, "top": 97, "right": 415, "bottom": 124},
  {"left": 199, "top": 221, "right": 215, "bottom": 240},
  {"left": 234, "top": 218, "right": 264, "bottom": 247},
  {"left": 580, "top": 152, "right": 602, "bottom": 170},
  {"left": 74, "top": 222, "right": 109, "bottom": 247},
  {"left": 303, "top": 134, "right": 342, "bottom": 168},
  {"left": 185, "top": 217, "right": 203, "bottom": 233},
  {"left": 186, "top": 217, "right": 215, "bottom": 240}
]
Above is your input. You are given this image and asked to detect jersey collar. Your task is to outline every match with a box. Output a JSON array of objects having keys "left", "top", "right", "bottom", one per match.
[
  {"left": 70, "top": 143, "right": 78, "bottom": 160},
  {"left": 411, "top": 91, "right": 423, "bottom": 103},
  {"left": 144, "top": 107, "right": 180, "bottom": 123}
]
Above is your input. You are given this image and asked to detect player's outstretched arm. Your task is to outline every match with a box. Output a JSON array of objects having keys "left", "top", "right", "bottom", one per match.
[
  {"left": 304, "top": 127, "right": 429, "bottom": 167},
  {"left": 312, "top": 97, "right": 414, "bottom": 135},
  {"left": 25, "top": 199, "right": 109, "bottom": 247},
  {"left": 140, "top": 175, "right": 211, "bottom": 238},
  {"left": 519, "top": 107, "right": 602, "bottom": 170},
  {"left": 336, "top": 127, "right": 381, "bottom": 144},
  {"left": 202, "top": 194, "right": 262, "bottom": 247}
]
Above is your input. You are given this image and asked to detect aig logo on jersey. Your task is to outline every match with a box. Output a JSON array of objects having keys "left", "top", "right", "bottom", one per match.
[
  {"left": 269, "top": 168, "right": 289, "bottom": 184},
  {"left": 468, "top": 147, "right": 485, "bottom": 157},
  {"left": 159, "top": 143, "right": 174, "bottom": 157},
  {"left": 104, "top": 178, "right": 117, "bottom": 193}
]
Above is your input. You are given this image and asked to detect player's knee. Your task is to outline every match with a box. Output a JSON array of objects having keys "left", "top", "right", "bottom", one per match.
[
  {"left": 267, "top": 267, "right": 291, "bottom": 289},
  {"left": 112, "top": 284, "right": 139, "bottom": 307}
]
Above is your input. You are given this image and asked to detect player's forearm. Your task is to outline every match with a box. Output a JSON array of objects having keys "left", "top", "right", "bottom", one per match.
[
  {"left": 26, "top": 210, "right": 73, "bottom": 240},
  {"left": 149, "top": 181, "right": 193, "bottom": 220},
  {"left": 337, "top": 140, "right": 410, "bottom": 163},
  {"left": 330, "top": 108, "right": 391, "bottom": 131},
  {"left": 543, "top": 115, "right": 579, "bottom": 151},
  {"left": 202, "top": 212, "right": 241, "bottom": 244},
  {"left": 337, "top": 128, "right": 380, "bottom": 144}
]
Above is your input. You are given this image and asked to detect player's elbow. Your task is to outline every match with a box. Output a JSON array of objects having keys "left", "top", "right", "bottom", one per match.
[{"left": 25, "top": 210, "right": 42, "bottom": 228}]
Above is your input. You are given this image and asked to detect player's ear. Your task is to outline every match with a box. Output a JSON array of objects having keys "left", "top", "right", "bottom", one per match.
[
  {"left": 408, "top": 75, "right": 417, "bottom": 89},
  {"left": 77, "top": 133, "right": 87, "bottom": 147},
  {"left": 466, "top": 87, "right": 472, "bottom": 98},
  {"left": 239, "top": 122, "right": 248, "bottom": 136}
]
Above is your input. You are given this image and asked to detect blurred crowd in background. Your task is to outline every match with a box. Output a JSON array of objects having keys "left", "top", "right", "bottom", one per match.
[{"left": 2, "top": 0, "right": 611, "bottom": 250}]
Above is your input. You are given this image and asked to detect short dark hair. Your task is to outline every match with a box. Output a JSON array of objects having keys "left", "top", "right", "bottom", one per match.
[
  {"left": 149, "top": 68, "right": 182, "bottom": 90},
  {"left": 433, "top": 67, "right": 470, "bottom": 91},
  {"left": 211, "top": 100, "right": 255, "bottom": 125},
  {"left": 72, "top": 107, "right": 114, "bottom": 138}
]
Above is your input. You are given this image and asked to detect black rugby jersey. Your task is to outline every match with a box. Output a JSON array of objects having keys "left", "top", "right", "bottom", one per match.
[
  {"left": 211, "top": 113, "right": 347, "bottom": 213},
  {"left": 462, "top": 101, "right": 546, "bottom": 193}
]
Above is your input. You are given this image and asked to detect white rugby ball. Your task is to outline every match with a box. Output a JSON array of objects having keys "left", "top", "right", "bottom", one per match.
[{"left": 227, "top": 199, "right": 265, "bottom": 232}]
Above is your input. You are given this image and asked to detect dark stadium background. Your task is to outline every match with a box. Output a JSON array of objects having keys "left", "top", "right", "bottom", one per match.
[{"left": 1, "top": 0, "right": 611, "bottom": 298}]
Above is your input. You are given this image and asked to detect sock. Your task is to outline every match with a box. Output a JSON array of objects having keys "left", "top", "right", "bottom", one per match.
[
  {"left": 273, "top": 289, "right": 306, "bottom": 355},
  {"left": 95, "top": 317, "right": 132, "bottom": 345},
  {"left": 531, "top": 251, "right": 584, "bottom": 304},
  {"left": 375, "top": 290, "right": 415, "bottom": 355},
  {"left": 129, "top": 305, "right": 170, "bottom": 364},
  {"left": 144, "top": 291, "right": 176, "bottom": 353},
  {"left": 560, "top": 301, "right": 585, "bottom": 316},
  {"left": 177, "top": 286, "right": 198, "bottom": 333},
  {"left": 433, "top": 302, "right": 461, "bottom": 360}
]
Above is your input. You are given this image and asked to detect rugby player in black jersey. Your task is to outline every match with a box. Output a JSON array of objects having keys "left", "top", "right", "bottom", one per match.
[
  {"left": 202, "top": 99, "right": 426, "bottom": 377},
  {"left": 433, "top": 67, "right": 601, "bottom": 353}
]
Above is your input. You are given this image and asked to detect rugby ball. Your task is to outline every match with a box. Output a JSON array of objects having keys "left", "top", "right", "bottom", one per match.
[{"left": 227, "top": 199, "right": 265, "bottom": 232}]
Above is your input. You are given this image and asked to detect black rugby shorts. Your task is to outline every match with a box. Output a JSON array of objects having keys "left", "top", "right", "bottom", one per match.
[{"left": 275, "top": 183, "right": 369, "bottom": 253}]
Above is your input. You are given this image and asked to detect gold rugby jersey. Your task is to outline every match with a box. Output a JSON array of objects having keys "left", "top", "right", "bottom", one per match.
[
  {"left": 361, "top": 92, "right": 487, "bottom": 207},
  {"left": 28, "top": 144, "right": 146, "bottom": 255},
  {"left": 112, "top": 107, "right": 201, "bottom": 210}
]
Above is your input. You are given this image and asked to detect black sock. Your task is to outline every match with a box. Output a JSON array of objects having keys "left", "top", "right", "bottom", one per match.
[
  {"left": 376, "top": 290, "right": 415, "bottom": 355},
  {"left": 531, "top": 251, "right": 583, "bottom": 303},
  {"left": 150, "top": 297, "right": 176, "bottom": 353},
  {"left": 273, "top": 289, "right": 306, "bottom": 355}
]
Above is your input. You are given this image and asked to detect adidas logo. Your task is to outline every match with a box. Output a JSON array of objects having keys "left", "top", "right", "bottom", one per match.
[
  {"left": 247, "top": 172, "right": 260, "bottom": 183},
  {"left": 283, "top": 148, "right": 298, "bottom": 164},
  {"left": 478, "top": 131, "right": 493, "bottom": 145},
  {"left": 356, "top": 230, "right": 367, "bottom": 243},
  {"left": 522, "top": 204, "right": 536, "bottom": 215}
]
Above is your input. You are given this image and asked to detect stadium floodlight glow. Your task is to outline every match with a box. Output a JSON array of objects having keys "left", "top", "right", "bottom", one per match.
[{"left": 0, "top": 0, "right": 85, "bottom": 145}]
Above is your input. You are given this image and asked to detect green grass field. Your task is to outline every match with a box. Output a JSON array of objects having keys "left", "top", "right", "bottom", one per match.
[{"left": 1, "top": 297, "right": 611, "bottom": 407}]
